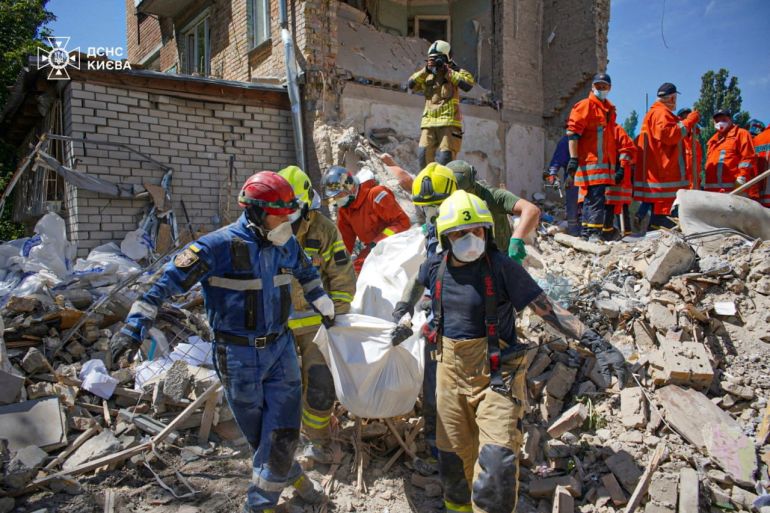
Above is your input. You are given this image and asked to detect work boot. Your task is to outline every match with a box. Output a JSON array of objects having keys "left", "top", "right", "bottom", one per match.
[
  {"left": 242, "top": 504, "right": 277, "bottom": 513},
  {"left": 413, "top": 456, "right": 439, "bottom": 476},
  {"left": 292, "top": 474, "right": 325, "bottom": 504},
  {"left": 301, "top": 441, "right": 334, "bottom": 465}
]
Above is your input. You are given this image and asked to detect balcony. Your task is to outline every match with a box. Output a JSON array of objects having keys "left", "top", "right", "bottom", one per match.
[{"left": 135, "top": 0, "right": 197, "bottom": 18}]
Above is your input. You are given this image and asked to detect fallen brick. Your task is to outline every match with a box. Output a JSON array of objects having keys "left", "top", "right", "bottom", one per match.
[
  {"left": 645, "top": 238, "right": 696, "bottom": 286},
  {"left": 601, "top": 473, "right": 628, "bottom": 506},
  {"left": 528, "top": 475, "right": 582, "bottom": 498},
  {"left": 521, "top": 425, "right": 540, "bottom": 466},
  {"left": 552, "top": 485, "right": 574, "bottom": 513},
  {"left": 605, "top": 451, "right": 642, "bottom": 493},
  {"left": 544, "top": 363, "right": 577, "bottom": 400},
  {"left": 649, "top": 474, "right": 678, "bottom": 509},
  {"left": 528, "top": 353, "right": 552, "bottom": 378},
  {"left": 620, "top": 387, "right": 648, "bottom": 428},
  {"left": 547, "top": 403, "right": 587, "bottom": 438},
  {"left": 540, "top": 394, "right": 563, "bottom": 423},
  {"left": 720, "top": 380, "right": 754, "bottom": 401}
]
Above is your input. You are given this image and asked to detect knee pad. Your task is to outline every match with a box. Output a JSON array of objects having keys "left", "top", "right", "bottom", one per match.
[
  {"left": 472, "top": 444, "right": 518, "bottom": 513},
  {"left": 438, "top": 449, "right": 471, "bottom": 505},
  {"left": 305, "top": 365, "right": 335, "bottom": 411},
  {"left": 268, "top": 428, "right": 300, "bottom": 476},
  {"left": 436, "top": 150, "right": 453, "bottom": 165}
]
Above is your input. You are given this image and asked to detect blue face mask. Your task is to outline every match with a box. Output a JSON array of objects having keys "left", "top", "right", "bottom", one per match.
[{"left": 592, "top": 88, "right": 608, "bottom": 101}]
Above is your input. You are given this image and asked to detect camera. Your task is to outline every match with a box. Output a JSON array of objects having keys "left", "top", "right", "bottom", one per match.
[{"left": 432, "top": 54, "right": 448, "bottom": 69}]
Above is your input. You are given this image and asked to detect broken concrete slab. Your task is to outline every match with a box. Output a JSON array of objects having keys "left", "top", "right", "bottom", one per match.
[
  {"left": 547, "top": 403, "right": 587, "bottom": 438},
  {"left": 601, "top": 473, "right": 627, "bottom": 506},
  {"left": 720, "top": 380, "right": 754, "bottom": 401},
  {"left": 605, "top": 451, "right": 642, "bottom": 493},
  {"left": 544, "top": 363, "right": 577, "bottom": 400},
  {"left": 648, "top": 474, "right": 678, "bottom": 509},
  {"left": 678, "top": 468, "right": 699, "bottom": 513},
  {"left": 676, "top": 189, "right": 770, "bottom": 240},
  {"left": 0, "top": 397, "right": 67, "bottom": 451},
  {"left": 730, "top": 485, "right": 758, "bottom": 510},
  {"left": 0, "top": 369, "right": 25, "bottom": 405},
  {"left": 645, "top": 238, "right": 696, "bottom": 286},
  {"left": 161, "top": 360, "right": 192, "bottom": 403},
  {"left": 552, "top": 485, "right": 574, "bottom": 513},
  {"left": 554, "top": 233, "right": 611, "bottom": 255},
  {"left": 649, "top": 342, "right": 714, "bottom": 390},
  {"left": 620, "top": 387, "right": 648, "bottom": 428},
  {"left": 646, "top": 302, "right": 676, "bottom": 332},
  {"left": 656, "top": 385, "right": 742, "bottom": 451},
  {"left": 702, "top": 422, "right": 757, "bottom": 488},
  {"left": 4, "top": 445, "right": 48, "bottom": 489},
  {"left": 62, "top": 429, "right": 122, "bottom": 471},
  {"left": 528, "top": 475, "right": 582, "bottom": 498}
]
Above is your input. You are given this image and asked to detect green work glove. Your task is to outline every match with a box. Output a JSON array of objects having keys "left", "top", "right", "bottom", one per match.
[{"left": 507, "top": 237, "right": 527, "bottom": 264}]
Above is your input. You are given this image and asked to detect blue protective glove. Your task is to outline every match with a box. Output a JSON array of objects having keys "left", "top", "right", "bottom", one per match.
[{"left": 507, "top": 237, "right": 527, "bottom": 264}]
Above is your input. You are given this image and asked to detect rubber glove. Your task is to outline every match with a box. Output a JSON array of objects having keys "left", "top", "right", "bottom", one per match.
[{"left": 507, "top": 237, "right": 527, "bottom": 264}]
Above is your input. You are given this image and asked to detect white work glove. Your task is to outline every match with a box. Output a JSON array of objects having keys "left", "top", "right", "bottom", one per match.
[{"left": 312, "top": 295, "right": 335, "bottom": 320}]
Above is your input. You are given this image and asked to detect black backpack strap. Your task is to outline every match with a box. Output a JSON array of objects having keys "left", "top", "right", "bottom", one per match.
[
  {"left": 430, "top": 254, "right": 449, "bottom": 359},
  {"left": 481, "top": 255, "right": 507, "bottom": 395}
]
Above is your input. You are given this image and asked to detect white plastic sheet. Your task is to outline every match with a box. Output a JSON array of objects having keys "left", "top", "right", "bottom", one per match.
[
  {"left": 17, "top": 212, "right": 76, "bottom": 278},
  {"left": 120, "top": 229, "right": 153, "bottom": 261},
  {"left": 351, "top": 226, "right": 426, "bottom": 321},
  {"left": 71, "top": 243, "right": 142, "bottom": 288},
  {"left": 314, "top": 313, "right": 426, "bottom": 419},
  {"left": 79, "top": 359, "right": 119, "bottom": 399}
]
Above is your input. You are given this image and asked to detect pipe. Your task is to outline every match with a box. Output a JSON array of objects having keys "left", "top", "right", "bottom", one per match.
[{"left": 279, "top": 0, "right": 306, "bottom": 170}]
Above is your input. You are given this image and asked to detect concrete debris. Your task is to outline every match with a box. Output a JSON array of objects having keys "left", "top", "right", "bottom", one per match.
[
  {"left": 605, "top": 451, "right": 643, "bottom": 493},
  {"left": 677, "top": 468, "right": 699, "bottom": 513},
  {"left": 648, "top": 341, "right": 714, "bottom": 390},
  {"left": 645, "top": 239, "right": 696, "bottom": 286},
  {"left": 21, "top": 347, "right": 50, "bottom": 374},
  {"left": 546, "top": 403, "right": 587, "bottom": 438},
  {"left": 4, "top": 445, "right": 47, "bottom": 490},
  {"left": 161, "top": 360, "right": 192, "bottom": 403},
  {"left": 552, "top": 485, "right": 574, "bottom": 513},
  {"left": 702, "top": 422, "right": 757, "bottom": 487},
  {"left": 0, "top": 397, "right": 67, "bottom": 451},
  {"left": 620, "top": 387, "right": 648, "bottom": 428},
  {"left": 62, "top": 429, "right": 122, "bottom": 471},
  {"left": 528, "top": 475, "right": 582, "bottom": 498},
  {"left": 600, "top": 473, "right": 627, "bottom": 506}
]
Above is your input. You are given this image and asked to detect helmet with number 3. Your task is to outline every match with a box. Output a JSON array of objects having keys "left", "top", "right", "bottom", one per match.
[{"left": 436, "top": 190, "right": 494, "bottom": 244}]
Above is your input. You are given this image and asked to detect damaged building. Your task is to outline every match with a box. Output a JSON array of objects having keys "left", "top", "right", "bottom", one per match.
[{"left": 127, "top": 0, "right": 610, "bottom": 196}]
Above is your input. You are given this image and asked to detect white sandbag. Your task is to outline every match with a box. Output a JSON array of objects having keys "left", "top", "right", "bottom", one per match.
[
  {"left": 71, "top": 243, "right": 143, "bottom": 287},
  {"left": 676, "top": 189, "right": 770, "bottom": 240},
  {"left": 314, "top": 313, "right": 425, "bottom": 419},
  {"left": 351, "top": 226, "right": 426, "bottom": 320},
  {"left": 16, "top": 213, "right": 75, "bottom": 278}
]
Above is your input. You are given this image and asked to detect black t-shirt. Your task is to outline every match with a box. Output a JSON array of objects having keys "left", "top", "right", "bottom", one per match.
[{"left": 416, "top": 248, "right": 543, "bottom": 346}]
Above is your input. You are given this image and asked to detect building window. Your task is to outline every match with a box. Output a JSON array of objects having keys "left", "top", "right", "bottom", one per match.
[
  {"left": 248, "top": 0, "right": 271, "bottom": 50},
  {"left": 181, "top": 14, "right": 210, "bottom": 76},
  {"left": 415, "top": 16, "right": 451, "bottom": 43}
]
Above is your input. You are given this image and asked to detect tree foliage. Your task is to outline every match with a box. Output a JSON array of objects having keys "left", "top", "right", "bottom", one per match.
[
  {"left": 622, "top": 110, "right": 638, "bottom": 140},
  {"left": 0, "top": 0, "right": 54, "bottom": 240},
  {"left": 693, "top": 69, "right": 751, "bottom": 146}
]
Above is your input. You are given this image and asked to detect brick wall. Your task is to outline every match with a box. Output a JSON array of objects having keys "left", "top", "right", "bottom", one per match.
[
  {"left": 499, "top": 0, "right": 544, "bottom": 116},
  {"left": 62, "top": 79, "right": 295, "bottom": 256},
  {"left": 125, "top": 0, "right": 178, "bottom": 70}
]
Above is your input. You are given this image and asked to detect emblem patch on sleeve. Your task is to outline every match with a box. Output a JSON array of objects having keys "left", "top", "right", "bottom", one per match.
[
  {"left": 174, "top": 248, "right": 199, "bottom": 269},
  {"left": 374, "top": 190, "right": 388, "bottom": 204}
]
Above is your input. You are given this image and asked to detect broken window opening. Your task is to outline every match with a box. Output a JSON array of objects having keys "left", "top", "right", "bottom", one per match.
[
  {"left": 414, "top": 15, "right": 451, "bottom": 43},
  {"left": 180, "top": 13, "right": 210, "bottom": 77},
  {"left": 248, "top": 0, "right": 271, "bottom": 50}
]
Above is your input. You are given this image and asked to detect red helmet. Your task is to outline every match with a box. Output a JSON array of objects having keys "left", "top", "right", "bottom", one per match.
[{"left": 238, "top": 171, "right": 298, "bottom": 215}]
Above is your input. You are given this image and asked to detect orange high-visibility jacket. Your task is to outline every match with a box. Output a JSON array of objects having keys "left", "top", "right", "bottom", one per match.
[
  {"left": 752, "top": 127, "right": 770, "bottom": 207},
  {"left": 606, "top": 125, "right": 636, "bottom": 208},
  {"left": 633, "top": 103, "right": 699, "bottom": 214},
  {"left": 705, "top": 125, "right": 755, "bottom": 193},
  {"left": 337, "top": 179, "right": 411, "bottom": 252},
  {"left": 682, "top": 130, "right": 704, "bottom": 189},
  {"left": 566, "top": 92, "right": 618, "bottom": 188}
]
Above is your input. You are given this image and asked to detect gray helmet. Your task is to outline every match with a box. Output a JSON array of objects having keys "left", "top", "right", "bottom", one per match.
[{"left": 446, "top": 160, "right": 476, "bottom": 192}]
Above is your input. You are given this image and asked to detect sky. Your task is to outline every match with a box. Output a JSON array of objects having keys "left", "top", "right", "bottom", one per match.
[
  {"left": 45, "top": 0, "right": 770, "bottom": 124},
  {"left": 608, "top": 0, "right": 770, "bottom": 124}
]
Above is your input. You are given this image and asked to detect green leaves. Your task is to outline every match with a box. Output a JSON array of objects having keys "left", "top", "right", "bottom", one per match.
[
  {"left": 622, "top": 110, "right": 638, "bottom": 140},
  {"left": 694, "top": 68, "right": 752, "bottom": 146}
]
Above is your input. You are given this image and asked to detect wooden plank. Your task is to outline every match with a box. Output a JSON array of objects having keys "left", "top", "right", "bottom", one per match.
[
  {"left": 21, "top": 382, "right": 221, "bottom": 495},
  {"left": 678, "top": 468, "right": 699, "bottom": 513},
  {"left": 197, "top": 391, "right": 218, "bottom": 445},
  {"left": 102, "top": 400, "right": 112, "bottom": 427},
  {"left": 104, "top": 489, "right": 115, "bottom": 513},
  {"left": 624, "top": 444, "right": 668, "bottom": 513},
  {"left": 756, "top": 403, "right": 770, "bottom": 446},
  {"left": 384, "top": 418, "right": 416, "bottom": 460},
  {"left": 0, "top": 137, "right": 47, "bottom": 216}
]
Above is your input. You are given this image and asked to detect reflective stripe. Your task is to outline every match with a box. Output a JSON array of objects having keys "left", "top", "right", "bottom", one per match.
[
  {"left": 756, "top": 143, "right": 770, "bottom": 153},
  {"left": 304, "top": 247, "right": 319, "bottom": 254},
  {"left": 582, "top": 222, "right": 604, "bottom": 228},
  {"left": 302, "top": 409, "right": 330, "bottom": 429},
  {"left": 288, "top": 314, "right": 322, "bottom": 330},
  {"left": 128, "top": 300, "right": 158, "bottom": 320},
  {"left": 574, "top": 172, "right": 613, "bottom": 185},
  {"left": 717, "top": 149, "right": 726, "bottom": 184},
  {"left": 577, "top": 163, "right": 612, "bottom": 172},
  {"left": 704, "top": 183, "right": 735, "bottom": 190},
  {"left": 208, "top": 276, "right": 263, "bottom": 291},
  {"left": 274, "top": 274, "right": 292, "bottom": 287},
  {"left": 619, "top": 153, "right": 632, "bottom": 161},
  {"left": 301, "top": 278, "right": 322, "bottom": 294},
  {"left": 596, "top": 125, "right": 604, "bottom": 164},
  {"left": 252, "top": 472, "right": 289, "bottom": 492},
  {"left": 677, "top": 139, "right": 686, "bottom": 185},
  {"left": 634, "top": 179, "right": 690, "bottom": 188},
  {"left": 444, "top": 500, "right": 473, "bottom": 512},
  {"left": 382, "top": 228, "right": 395, "bottom": 237},
  {"left": 330, "top": 291, "right": 353, "bottom": 303},
  {"left": 738, "top": 162, "right": 752, "bottom": 169}
]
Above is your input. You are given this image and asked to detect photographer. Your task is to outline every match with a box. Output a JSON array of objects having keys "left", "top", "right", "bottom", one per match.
[{"left": 408, "top": 40, "right": 475, "bottom": 168}]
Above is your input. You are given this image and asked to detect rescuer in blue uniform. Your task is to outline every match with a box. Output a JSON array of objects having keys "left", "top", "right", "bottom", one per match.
[{"left": 110, "top": 171, "right": 335, "bottom": 513}]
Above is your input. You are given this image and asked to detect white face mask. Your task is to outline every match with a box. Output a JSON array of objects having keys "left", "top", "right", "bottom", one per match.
[
  {"left": 287, "top": 206, "right": 303, "bottom": 224},
  {"left": 715, "top": 121, "right": 730, "bottom": 132},
  {"left": 592, "top": 88, "right": 608, "bottom": 101},
  {"left": 267, "top": 221, "right": 293, "bottom": 246},
  {"left": 451, "top": 232, "right": 486, "bottom": 263}
]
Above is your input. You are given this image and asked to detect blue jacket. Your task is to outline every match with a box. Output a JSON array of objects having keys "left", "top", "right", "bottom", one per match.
[
  {"left": 549, "top": 135, "right": 570, "bottom": 174},
  {"left": 125, "top": 213, "right": 326, "bottom": 340}
]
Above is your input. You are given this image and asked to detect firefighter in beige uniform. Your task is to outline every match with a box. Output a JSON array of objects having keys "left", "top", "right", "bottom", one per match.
[
  {"left": 279, "top": 166, "right": 356, "bottom": 464},
  {"left": 392, "top": 190, "right": 628, "bottom": 513}
]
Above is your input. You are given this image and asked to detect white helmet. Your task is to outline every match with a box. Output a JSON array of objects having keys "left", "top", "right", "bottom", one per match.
[{"left": 428, "top": 40, "right": 450, "bottom": 57}]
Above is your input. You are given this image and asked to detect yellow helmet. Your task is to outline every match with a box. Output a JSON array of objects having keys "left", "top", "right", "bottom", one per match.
[
  {"left": 436, "top": 190, "right": 494, "bottom": 240},
  {"left": 412, "top": 162, "right": 457, "bottom": 206},
  {"left": 278, "top": 165, "right": 314, "bottom": 207}
]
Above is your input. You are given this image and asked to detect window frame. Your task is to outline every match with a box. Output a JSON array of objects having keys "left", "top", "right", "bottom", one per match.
[
  {"left": 247, "top": 0, "right": 271, "bottom": 50},
  {"left": 414, "top": 15, "right": 451, "bottom": 44},
  {"left": 179, "top": 10, "right": 211, "bottom": 76}
]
